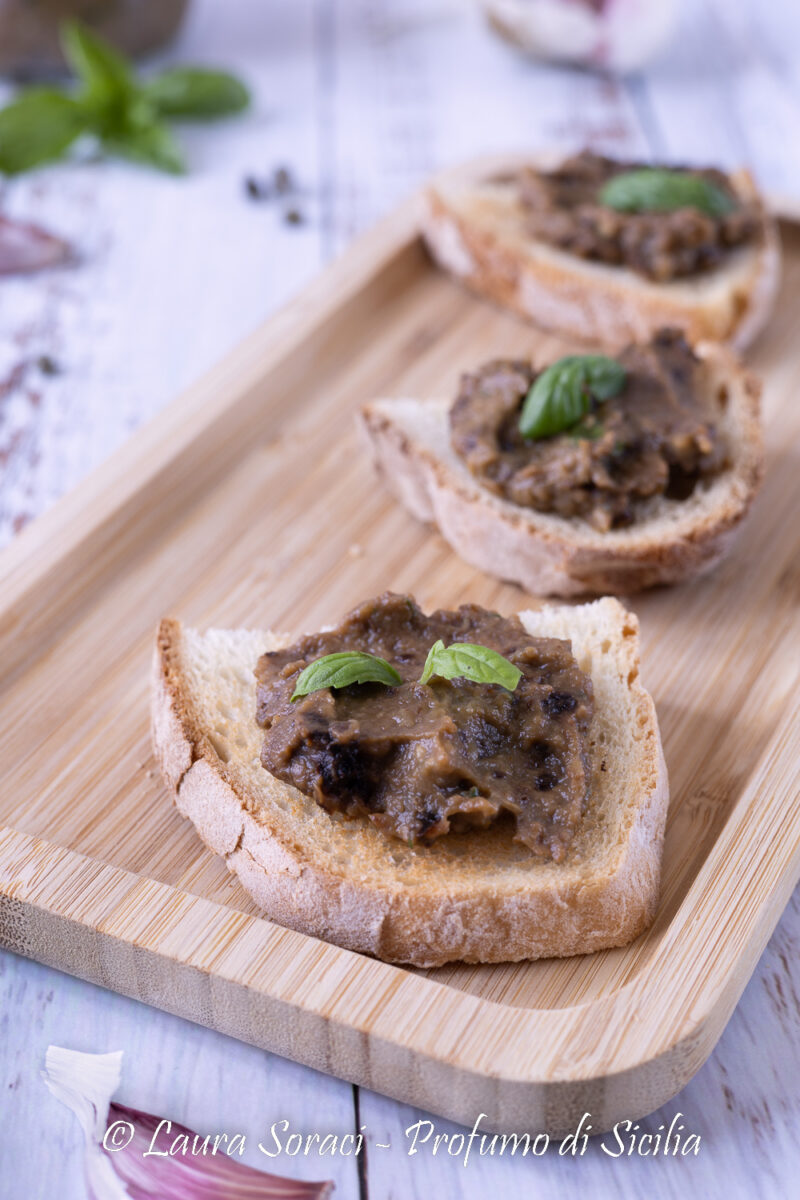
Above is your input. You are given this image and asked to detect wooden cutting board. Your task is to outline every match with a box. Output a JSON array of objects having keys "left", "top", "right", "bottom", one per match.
[{"left": 1, "top": 169, "right": 798, "bottom": 1137}]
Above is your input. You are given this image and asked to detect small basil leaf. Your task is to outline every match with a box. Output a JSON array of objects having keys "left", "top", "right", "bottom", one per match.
[
  {"left": 0, "top": 89, "right": 86, "bottom": 175},
  {"left": 105, "top": 120, "right": 186, "bottom": 175},
  {"left": 582, "top": 354, "right": 629, "bottom": 400},
  {"left": 520, "top": 354, "right": 626, "bottom": 440},
  {"left": 291, "top": 651, "right": 402, "bottom": 700},
  {"left": 599, "top": 168, "right": 735, "bottom": 219},
  {"left": 61, "top": 20, "right": 133, "bottom": 111},
  {"left": 144, "top": 68, "right": 250, "bottom": 120},
  {"left": 419, "top": 640, "right": 522, "bottom": 691},
  {"left": 553, "top": 359, "right": 588, "bottom": 428}
]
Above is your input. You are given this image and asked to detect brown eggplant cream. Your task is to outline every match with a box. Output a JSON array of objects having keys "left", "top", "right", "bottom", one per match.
[
  {"left": 255, "top": 593, "right": 593, "bottom": 860},
  {"left": 519, "top": 150, "right": 760, "bottom": 282},
  {"left": 450, "top": 329, "right": 727, "bottom": 532}
]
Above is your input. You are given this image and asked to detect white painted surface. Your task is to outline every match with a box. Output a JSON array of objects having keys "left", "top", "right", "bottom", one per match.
[{"left": 1, "top": 1, "right": 799, "bottom": 1196}]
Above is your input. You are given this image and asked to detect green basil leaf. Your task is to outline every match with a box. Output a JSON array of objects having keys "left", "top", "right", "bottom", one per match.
[
  {"left": 599, "top": 168, "right": 736, "bottom": 218},
  {"left": 0, "top": 88, "right": 86, "bottom": 174},
  {"left": 581, "top": 355, "right": 628, "bottom": 400},
  {"left": 419, "top": 640, "right": 522, "bottom": 691},
  {"left": 104, "top": 120, "right": 186, "bottom": 175},
  {"left": 144, "top": 68, "right": 250, "bottom": 120},
  {"left": 61, "top": 20, "right": 133, "bottom": 112},
  {"left": 520, "top": 354, "right": 626, "bottom": 440},
  {"left": 291, "top": 652, "right": 402, "bottom": 700}
]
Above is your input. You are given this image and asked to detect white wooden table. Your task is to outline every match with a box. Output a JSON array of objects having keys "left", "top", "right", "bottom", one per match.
[{"left": 2, "top": 1, "right": 799, "bottom": 1196}]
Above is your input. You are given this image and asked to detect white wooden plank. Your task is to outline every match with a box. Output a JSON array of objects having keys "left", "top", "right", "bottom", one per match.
[
  {"left": 633, "top": 0, "right": 800, "bottom": 190},
  {"left": 622, "top": 0, "right": 748, "bottom": 168},
  {"left": 700, "top": 0, "right": 800, "bottom": 197},
  {"left": 0, "top": 951, "right": 361, "bottom": 1198}
]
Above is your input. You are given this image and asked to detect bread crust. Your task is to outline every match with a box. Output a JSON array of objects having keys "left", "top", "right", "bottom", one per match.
[
  {"left": 151, "top": 603, "right": 669, "bottom": 968},
  {"left": 360, "top": 342, "right": 763, "bottom": 597},
  {"left": 422, "top": 162, "right": 781, "bottom": 351}
]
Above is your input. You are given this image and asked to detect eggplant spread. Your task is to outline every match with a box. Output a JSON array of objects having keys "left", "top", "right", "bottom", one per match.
[
  {"left": 255, "top": 593, "right": 593, "bottom": 860},
  {"left": 519, "top": 150, "right": 760, "bottom": 282},
  {"left": 450, "top": 330, "right": 727, "bottom": 532}
]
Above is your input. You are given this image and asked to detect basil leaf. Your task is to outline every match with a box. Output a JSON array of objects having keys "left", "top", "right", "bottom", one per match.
[
  {"left": 520, "top": 354, "right": 626, "bottom": 440},
  {"left": 419, "top": 640, "right": 522, "bottom": 691},
  {"left": 61, "top": 20, "right": 133, "bottom": 113},
  {"left": 0, "top": 89, "right": 85, "bottom": 175},
  {"left": 105, "top": 120, "right": 186, "bottom": 175},
  {"left": 144, "top": 68, "right": 250, "bottom": 120},
  {"left": 599, "top": 168, "right": 735, "bottom": 219},
  {"left": 291, "top": 652, "right": 402, "bottom": 700}
]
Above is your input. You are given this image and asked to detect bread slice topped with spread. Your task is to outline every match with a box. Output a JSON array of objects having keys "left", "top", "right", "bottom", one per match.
[
  {"left": 423, "top": 150, "right": 780, "bottom": 350},
  {"left": 152, "top": 592, "right": 668, "bottom": 968},
  {"left": 361, "top": 330, "right": 763, "bottom": 596}
]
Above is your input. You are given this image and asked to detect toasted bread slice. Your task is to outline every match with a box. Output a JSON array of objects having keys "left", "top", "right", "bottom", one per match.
[
  {"left": 152, "top": 600, "right": 667, "bottom": 968},
  {"left": 423, "top": 160, "right": 780, "bottom": 351},
  {"left": 360, "top": 342, "right": 762, "bottom": 597}
]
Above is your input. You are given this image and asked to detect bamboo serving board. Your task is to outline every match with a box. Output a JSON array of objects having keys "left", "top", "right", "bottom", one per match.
[{"left": 1, "top": 167, "right": 799, "bottom": 1138}]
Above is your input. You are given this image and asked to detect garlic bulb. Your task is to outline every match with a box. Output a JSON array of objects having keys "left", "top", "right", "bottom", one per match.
[
  {"left": 481, "top": 0, "right": 680, "bottom": 73},
  {"left": 42, "top": 1046, "right": 333, "bottom": 1200}
]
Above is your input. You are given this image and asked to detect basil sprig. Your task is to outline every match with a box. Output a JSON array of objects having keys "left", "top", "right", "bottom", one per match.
[
  {"left": 599, "top": 168, "right": 735, "bottom": 219},
  {"left": 291, "top": 652, "right": 402, "bottom": 700},
  {"left": 419, "top": 641, "right": 521, "bottom": 691},
  {"left": 0, "top": 20, "right": 249, "bottom": 176},
  {"left": 520, "top": 354, "right": 626, "bottom": 440},
  {"left": 0, "top": 89, "right": 86, "bottom": 175}
]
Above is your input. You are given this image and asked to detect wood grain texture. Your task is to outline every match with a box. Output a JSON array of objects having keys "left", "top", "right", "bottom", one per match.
[
  {"left": 2, "top": 0, "right": 800, "bottom": 1196},
  {"left": 0, "top": 180, "right": 798, "bottom": 1142}
]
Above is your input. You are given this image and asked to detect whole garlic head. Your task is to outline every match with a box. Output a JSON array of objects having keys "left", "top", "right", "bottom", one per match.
[{"left": 481, "top": 0, "right": 680, "bottom": 73}]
